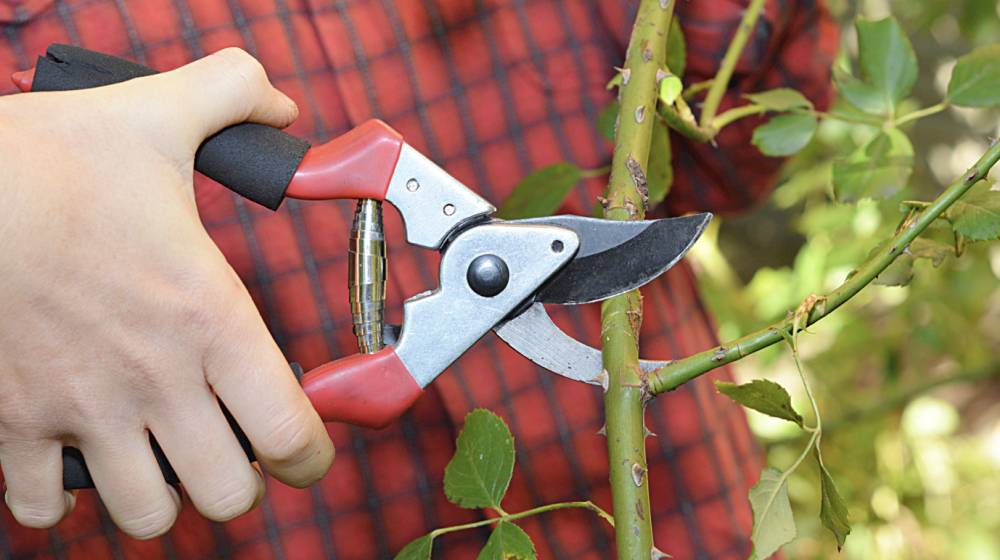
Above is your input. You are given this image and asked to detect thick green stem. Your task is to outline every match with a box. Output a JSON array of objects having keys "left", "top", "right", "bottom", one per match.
[
  {"left": 603, "top": 0, "right": 673, "bottom": 557},
  {"left": 648, "top": 139, "right": 1000, "bottom": 395},
  {"left": 699, "top": 0, "right": 768, "bottom": 127}
]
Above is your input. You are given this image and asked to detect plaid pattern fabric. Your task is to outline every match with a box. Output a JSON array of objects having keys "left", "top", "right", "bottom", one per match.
[{"left": 0, "top": 0, "right": 838, "bottom": 558}]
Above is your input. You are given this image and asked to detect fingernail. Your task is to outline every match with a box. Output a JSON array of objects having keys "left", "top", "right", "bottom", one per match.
[{"left": 276, "top": 89, "right": 299, "bottom": 119}]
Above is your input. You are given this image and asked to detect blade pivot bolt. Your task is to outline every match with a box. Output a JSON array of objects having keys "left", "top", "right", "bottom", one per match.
[
  {"left": 551, "top": 240, "right": 564, "bottom": 253},
  {"left": 467, "top": 254, "right": 509, "bottom": 297}
]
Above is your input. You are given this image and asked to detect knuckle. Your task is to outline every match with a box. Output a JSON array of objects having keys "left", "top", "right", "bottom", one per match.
[
  {"left": 212, "top": 48, "right": 269, "bottom": 96},
  {"left": 114, "top": 504, "right": 179, "bottom": 540},
  {"left": 260, "top": 409, "right": 319, "bottom": 466},
  {"left": 9, "top": 502, "right": 66, "bottom": 529},
  {"left": 200, "top": 477, "right": 262, "bottom": 521}
]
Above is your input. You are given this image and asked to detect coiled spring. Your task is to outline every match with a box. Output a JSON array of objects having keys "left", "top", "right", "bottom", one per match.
[{"left": 349, "top": 199, "right": 386, "bottom": 353}]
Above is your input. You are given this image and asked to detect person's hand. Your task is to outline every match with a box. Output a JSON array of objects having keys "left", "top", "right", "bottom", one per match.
[{"left": 0, "top": 48, "right": 335, "bottom": 539}]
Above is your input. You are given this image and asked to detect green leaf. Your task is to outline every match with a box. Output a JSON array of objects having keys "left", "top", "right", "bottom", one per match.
[
  {"left": 874, "top": 253, "right": 914, "bottom": 287},
  {"left": 477, "top": 522, "right": 536, "bottom": 560},
  {"left": 751, "top": 114, "right": 817, "bottom": 157},
  {"left": 815, "top": 449, "right": 851, "bottom": 551},
  {"left": 714, "top": 379, "right": 803, "bottom": 427},
  {"left": 665, "top": 17, "right": 686, "bottom": 79},
  {"left": 496, "top": 163, "right": 582, "bottom": 220},
  {"left": 855, "top": 17, "right": 918, "bottom": 109},
  {"left": 744, "top": 88, "right": 813, "bottom": 112},
  {"left": 945, "top": 186, "right": 1000, "bottom": 241},
  {"left": 909, "top": 238, "right": 953, "bottom": 267},
  {"left": 597, "top": 100, "right": 619, "bottom": 142},
  {"left": 832, "top": 128, "right": 914, "bottom": 202},
  {"left": 394, "top": 536, "right": 433, "bottom": 560},
  {"left": 647, "top": 119, "right": 673, "bottom": 206},
  {"left": 749, "top": 468, "right": 797, "bottom": 560},
  {"left": 606, "top": 72, "right": 623, "bottom": 90},
  {"left": 835, "top": 69, "right": 891, "bottom": 116},
  {"left": 947, "top": 44, "right": 1000, "bottom": 107},
  {"left": 444, "top": 409, "right": 515, "bottom": 512},
  {"left": 658, "top": 74, "right": 683, "bottom": 105}
]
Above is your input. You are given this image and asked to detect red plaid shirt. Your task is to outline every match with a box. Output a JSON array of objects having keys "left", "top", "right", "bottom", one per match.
[{"left": 0, "top": 0, "right": 838, "bottom": 558}]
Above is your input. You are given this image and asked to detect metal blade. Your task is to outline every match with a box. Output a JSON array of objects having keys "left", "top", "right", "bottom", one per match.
[
  {"left": 509, "top": 213, "right": 712, "bottom": 305},
  {"left": 494, "top": 302, "right": 668, "bottom": 384}
]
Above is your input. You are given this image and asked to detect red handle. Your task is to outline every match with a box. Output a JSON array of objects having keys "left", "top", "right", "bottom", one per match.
[
  {"left": 300, "top": 346, "right": 423, "bottom": 430},
  {"left": 12, "top": 68, "right": 34, "bottom": 91},
  {"left": 285, "top": 119, "right": 404, "bottom": 201}
]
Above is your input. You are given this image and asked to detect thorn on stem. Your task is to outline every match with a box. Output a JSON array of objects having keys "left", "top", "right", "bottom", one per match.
[
  {"left": 635, "top": 105, "right": 646, "bottom": 123},
  {"left": 631, "top": 462, "right": 646, "bottom": 486},
  {"left": 651, "top": 547, "right": 672, "bottom": 560}
]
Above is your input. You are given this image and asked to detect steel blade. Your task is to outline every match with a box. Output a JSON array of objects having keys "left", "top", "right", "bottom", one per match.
[
  {"left": 493, "top": 302, "right": 668, "bottom": 384},
  {"left": 509, "top": 213, "right": 711, "bottom": 304}
]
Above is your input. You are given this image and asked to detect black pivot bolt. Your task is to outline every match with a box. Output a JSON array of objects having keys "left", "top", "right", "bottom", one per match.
[{"left": 467, "top": 254, "right": 509, "bottom": 297}]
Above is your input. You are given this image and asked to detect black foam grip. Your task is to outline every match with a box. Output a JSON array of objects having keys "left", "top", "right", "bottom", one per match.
[
  {"left": 62, "top": 363, "right": 305, "bottom": 489},
  {"left": 32, "top": 44, "right": 310, "bottom": 211}
]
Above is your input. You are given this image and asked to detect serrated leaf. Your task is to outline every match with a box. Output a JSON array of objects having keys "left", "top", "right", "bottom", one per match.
[
  {"left": 659, "top": 75, "right": 683, "bottom": 105},
  {"left": 855, "top": 17, "right": 918, "bottom": 109},
  {"left": 497, "top": 163, "right": 582, "bottom": 220},
  {"left": 815, "top": 449, "right": 851, "bottom": 551},
  {"left": 945, "top": 186, "right": 1000, "bottom": 241},
  {"left": 598, "top": 100, "right": 619, "bottom": 142},
  {"left": 909, "top": 238, "right": 953, "bottom": 267},
  {"left": 715, "top": 379, "right": 803, "bottom": 427},
  {"left": 749, "top": 468, "right": 797, "bottom": 560},
  {"left": 947, "top": 44, "right": 1000, "bottom": 107},
  {"left": 835, "top": 69, "right": 891, "bottom": 116},
  {"left": 751, "top": 114, "right": 817, "bottom": 157},
  {"left": 744, "top": 88, "right": 813, "bottom": 112},
  {"left": 647, "top": 119, "right": 673, "bottom": 205},
  {"left": 394, "top": 536, "right": 433, "bottom": 560},
  {"left": 444, "top": 410, "right": 515, "bottom": 512},
  {"left": 665, "top": 17, "right": 686, "bottom": 78},
  {"left": 477, "top": 522, "right": 536, "bottom": 560},
  {"left": 832, "top": 128, "right": 913, "bottom": 202}
]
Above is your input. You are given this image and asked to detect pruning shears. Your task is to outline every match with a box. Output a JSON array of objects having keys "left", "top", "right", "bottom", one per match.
[{"left": 15, "top": 45, "right": 712, "bottom": 489}]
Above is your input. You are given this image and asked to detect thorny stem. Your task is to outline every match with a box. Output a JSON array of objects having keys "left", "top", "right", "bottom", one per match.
[
  {"left": 648, "top": 138, "right": 1000, "bottom": 395},
  {"left": 602, "top": 0, "right": 672, "bottom": 558},
  {"left": 428, "top": 501, "right": 615, "bottom": 538},
  {"left": 699, "top": 0, "right": 768, "bottom": 127}
]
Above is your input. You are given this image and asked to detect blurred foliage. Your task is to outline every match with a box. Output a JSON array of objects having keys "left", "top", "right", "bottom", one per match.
[{"left": 691, "top": 1, "right": 1000, "bottom": 558}]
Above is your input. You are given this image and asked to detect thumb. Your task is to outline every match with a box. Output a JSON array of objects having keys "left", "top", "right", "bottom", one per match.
[{"left": 121, "top": 48, "right": 299, "bottom": 151}]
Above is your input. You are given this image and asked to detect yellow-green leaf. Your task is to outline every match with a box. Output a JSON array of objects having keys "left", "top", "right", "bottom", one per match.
[
  {"left": 815, "top": 449, "right": 851, "bottom": 551},
  {"left": 715, "top": 379, "right": 803, "bottom": 427},
  {"left": 658, "top": 74, "right": 683, "bottom": 105},
  {"left": 832, "top": 128, "right": 914, "bottom": 203},
  {"left": 751, "top": 114, "right": 817, "bottom": 157},
  {"left": 947, "top": 44, "right": 1000, "bottom": 108},
  {"left": 497, "top": 163, "right": 582, "bottom": 220},
  {"left": 744, "top": 88, "right": 813, "bottom": 112},
  {"left": 394, "top": 536, "right": 433, "bottom": 560},
  {"left": 444, "top": 410, "right": 515, "bottom": 512},
  {"left": 477, "top": 522, "right": 536, "bottom": 560},
  {"left": 749, "top": 468, "right": 797, "bottom": 560}
]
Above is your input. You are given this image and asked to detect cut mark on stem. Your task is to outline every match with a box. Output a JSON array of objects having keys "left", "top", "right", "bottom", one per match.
[{"left": 625, "top": 156, "right": 650, "bottom": 209}]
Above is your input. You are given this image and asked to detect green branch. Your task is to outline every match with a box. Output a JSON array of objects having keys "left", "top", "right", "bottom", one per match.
[
  {"left": 699, "top": 0, "right": 768, "bottom": 127},
  {"left": 648, "top": 139, "right": 1000, "bottom": 395},
  {"left": 602, "top": 0, "right": 673, "bottom": 558},
  {"left": 428, "top": 501, "right": 614, "bottom": 538}
]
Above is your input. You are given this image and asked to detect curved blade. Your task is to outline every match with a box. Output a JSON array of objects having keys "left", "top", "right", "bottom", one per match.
[
  {"left": 509, "top": 213, "right": 712, "bottom": 304},
  {"left": 494, "top": 303, "right": 667, "bottom": 384}
]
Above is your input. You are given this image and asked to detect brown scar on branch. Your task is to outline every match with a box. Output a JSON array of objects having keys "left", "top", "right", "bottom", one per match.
[
  {"left": 640, "top": 39, "right": 653, "bottom": 62},
  {"left": 625, "top": 155, "right": 650, "bottom": 209},
  {"left": 635, "top": 499, "right": 645, "bottom": 520}
]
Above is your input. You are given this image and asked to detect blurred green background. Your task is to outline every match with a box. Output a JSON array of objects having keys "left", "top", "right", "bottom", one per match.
[{"left": 685, "top": 1, "right": 1000, "bottom": 558}]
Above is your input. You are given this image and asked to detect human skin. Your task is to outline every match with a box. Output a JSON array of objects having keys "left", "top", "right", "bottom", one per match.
[{"left": 0, "top": 49, "right": 335, "bottom": 539}]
